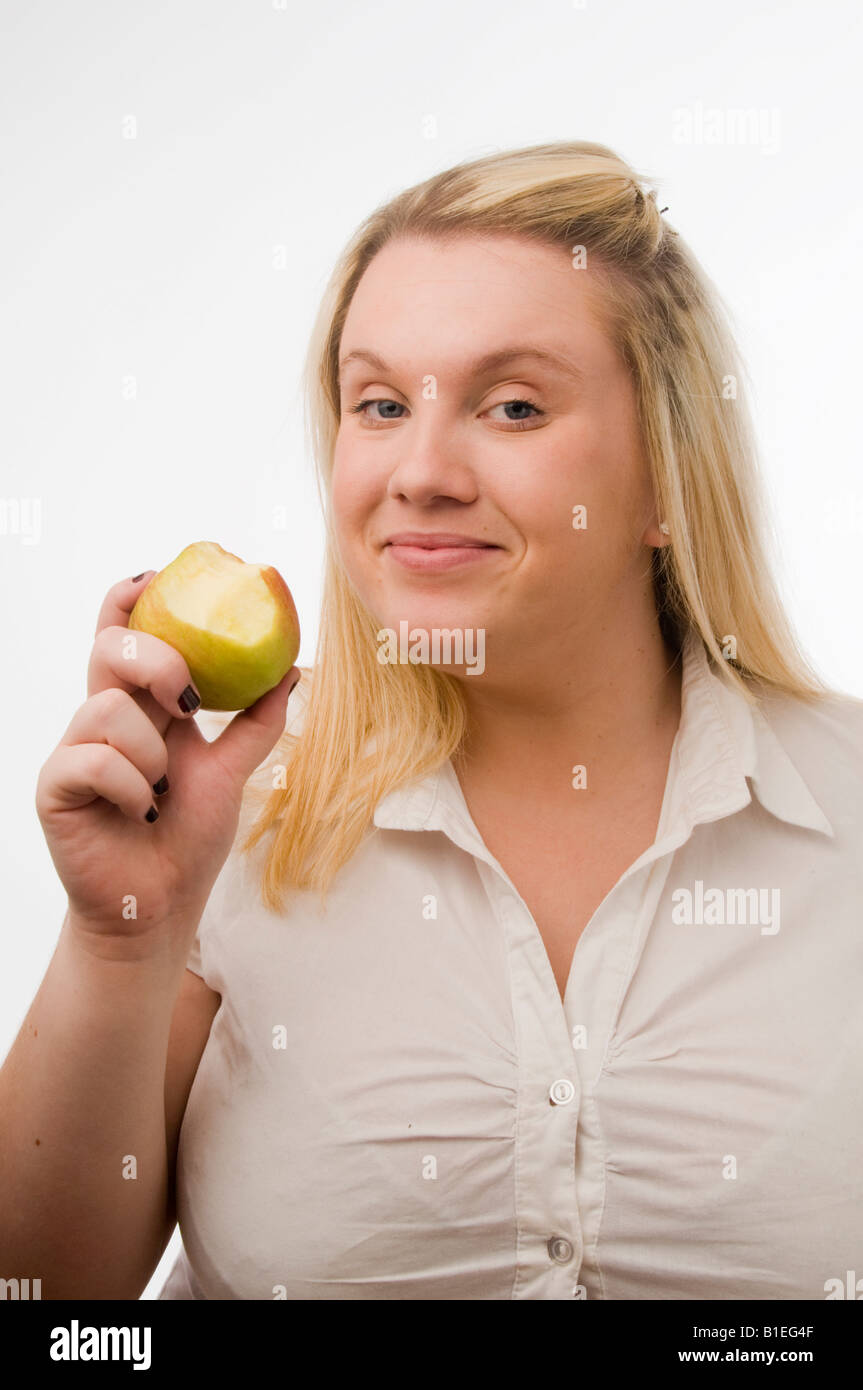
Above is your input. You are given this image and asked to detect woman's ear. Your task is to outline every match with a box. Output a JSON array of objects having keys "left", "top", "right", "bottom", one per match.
[{"left": 643, "top": 515, "right": 672, "bottom": 548}]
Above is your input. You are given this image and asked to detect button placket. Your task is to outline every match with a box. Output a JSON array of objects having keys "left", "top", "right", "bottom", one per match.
[
  {"left": 546, "top": 1076, "right": 579, "bottom": 1276},
  {"left": 477, "top": 871, "right": 586, "bottom": 1292}
]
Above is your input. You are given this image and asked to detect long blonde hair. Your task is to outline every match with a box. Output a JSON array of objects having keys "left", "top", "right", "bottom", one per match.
[{"left": 242, "top": 140, "right": 834, "bottom": 913}]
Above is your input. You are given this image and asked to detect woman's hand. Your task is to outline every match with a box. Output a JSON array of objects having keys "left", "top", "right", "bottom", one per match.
[{"left": 35, "top": 570, "right": 299, "bottom": 951}]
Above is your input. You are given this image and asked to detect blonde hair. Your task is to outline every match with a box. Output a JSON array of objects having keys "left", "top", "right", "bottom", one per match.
[{"left": 242, "top": 139, "right": 835, "bottom": 913}]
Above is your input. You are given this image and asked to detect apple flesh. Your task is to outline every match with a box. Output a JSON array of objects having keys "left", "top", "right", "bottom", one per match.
[{"left": 128, "top": 541, "right": 300, "bottom": 711}]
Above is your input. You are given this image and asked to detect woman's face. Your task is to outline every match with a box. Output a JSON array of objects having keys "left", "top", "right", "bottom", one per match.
[{"left": 331, "top": 232, "right": 664, "bottom": 679}]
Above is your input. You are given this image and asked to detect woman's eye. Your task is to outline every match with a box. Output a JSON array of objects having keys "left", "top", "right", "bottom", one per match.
[
  {"left": 347, "top": 398, "right": 405, "bottom": 424},
  {"left": 346, "top": 395, "right": 545, "bottom": 430},
  {"left": 485, "top": 398, "right": 544, "bottom": 429}
]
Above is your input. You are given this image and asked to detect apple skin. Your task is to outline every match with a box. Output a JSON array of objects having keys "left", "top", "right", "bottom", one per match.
[{"left": 127, "top": 541, "right": 300, "bottom": 711}]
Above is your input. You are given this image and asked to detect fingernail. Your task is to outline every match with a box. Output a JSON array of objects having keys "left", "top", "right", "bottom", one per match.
[
  {"left": 131, "top": 572, "right": 147, "bottom": 582},
  {"left": 288, "top": 674, "right": 301, "bottom": 696},
  {"left": 145, "top": 805, "right": 159, "bottom": 823},
  {"left": 178, "top": 685, "right": 201, "bottom": 714},
  {"left": 152, "top": 775, "right": 169, "bottom": 796}
]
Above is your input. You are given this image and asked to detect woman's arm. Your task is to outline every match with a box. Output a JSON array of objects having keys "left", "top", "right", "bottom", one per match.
[{"left": 0, "top": 913, "right": 210, "bottom": 1300}]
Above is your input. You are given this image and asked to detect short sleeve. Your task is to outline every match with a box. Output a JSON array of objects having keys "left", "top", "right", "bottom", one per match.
[
  {"left": 184, "top": 924, "right": 204, "bottom": 978},
  {"left": 183, "top": 847, "right": 231, "bottom": 983},
  {"left": 182, "top": 675, "right": 311, "bottom": 982},
  {"left": 181, "top": 707, "right": 258, "bottom": 980}
]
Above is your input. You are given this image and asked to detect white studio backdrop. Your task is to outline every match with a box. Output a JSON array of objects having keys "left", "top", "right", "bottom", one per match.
[{"left": 1, "top": 0, "right": 861, "bottom": 1298}]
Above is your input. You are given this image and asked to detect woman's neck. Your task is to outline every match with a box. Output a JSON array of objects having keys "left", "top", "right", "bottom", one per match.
[{"left": 451, "top": 619, "right": 683, "bottom": 804}]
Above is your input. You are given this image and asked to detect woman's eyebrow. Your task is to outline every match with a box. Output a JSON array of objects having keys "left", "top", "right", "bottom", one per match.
[{"left": 338, "top": 345, "right": 585, "bottom": 383}]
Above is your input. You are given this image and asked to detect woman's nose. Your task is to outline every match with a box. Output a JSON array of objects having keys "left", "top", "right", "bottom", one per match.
[{"left": 384, "top": 422, "right": 479, "bottom": 506}]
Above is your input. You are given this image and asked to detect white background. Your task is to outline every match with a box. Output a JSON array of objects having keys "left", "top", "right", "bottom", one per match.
[{"left": 1, "top": 0, "right": 861, "bottom": 1299}]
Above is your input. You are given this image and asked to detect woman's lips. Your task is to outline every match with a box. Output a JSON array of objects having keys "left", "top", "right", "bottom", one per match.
[{"left": 385, "top": 543, "right": 500, "bottom": 572}]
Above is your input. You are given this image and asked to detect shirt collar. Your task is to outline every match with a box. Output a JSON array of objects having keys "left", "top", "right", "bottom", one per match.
[{"left": 372, "top": 627, "right": 834, "bottom": 843}]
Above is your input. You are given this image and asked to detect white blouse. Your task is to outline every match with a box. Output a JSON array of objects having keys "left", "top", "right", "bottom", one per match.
[{"left": 159, "top": 627, "right": 863, "bottom": 1300}]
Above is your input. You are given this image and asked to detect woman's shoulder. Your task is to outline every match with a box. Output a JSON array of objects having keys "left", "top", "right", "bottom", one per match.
[
  {"left": 751, "top": 681, "right": 863, "bottom": 831},
  {"left": 755, "top": 681, "right": 863, "bottom": 759}
]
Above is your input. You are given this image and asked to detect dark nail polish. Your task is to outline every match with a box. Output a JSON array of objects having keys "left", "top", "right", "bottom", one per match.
[
  {"left": 178, "top": 685, "right": 201, "bottom": 714},
  {"left": 152, "top": 775, "right": 169, "bottom": 796},
  {"left": 145, "top": 805, "right": 159, "bottom": 823},
  {"left": 131, "top": 572, "right": 146, "bottom": 582}
]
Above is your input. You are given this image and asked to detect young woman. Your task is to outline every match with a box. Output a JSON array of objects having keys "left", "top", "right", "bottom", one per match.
[{"left": 5, "top": 142, "right": 862, "bottom": 1300}]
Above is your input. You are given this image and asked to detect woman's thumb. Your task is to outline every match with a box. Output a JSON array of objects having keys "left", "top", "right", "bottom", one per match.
[{"left": 211, "top": 667, "right": 301, "bottom": 786}]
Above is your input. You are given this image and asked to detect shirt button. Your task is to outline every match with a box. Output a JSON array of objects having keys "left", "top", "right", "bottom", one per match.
[
  {"left": 547, "top": 1236, "right": 574, "bottom": 1264},
  {"left": 549, "top": 1078, "right": 576, "bottom": 1105}
]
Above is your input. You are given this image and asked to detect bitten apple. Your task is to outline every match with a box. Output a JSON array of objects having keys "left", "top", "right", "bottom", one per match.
[{"left": 128, "top": 541, "right": 300, "bottom": 711}]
